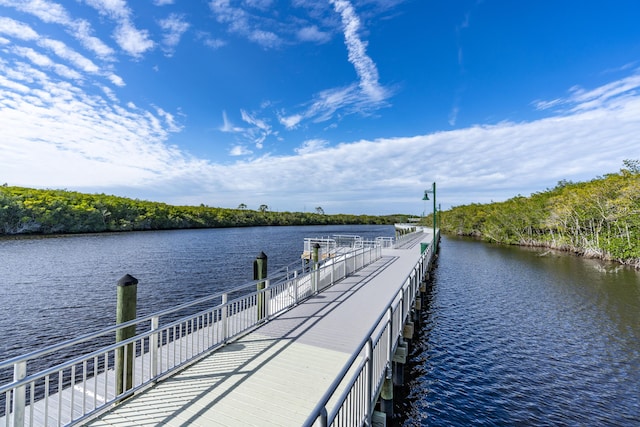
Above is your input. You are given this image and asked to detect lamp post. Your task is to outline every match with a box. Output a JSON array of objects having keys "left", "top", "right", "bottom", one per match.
[{"left": 422, "top": 182, "right": 437, "bottom": 252}]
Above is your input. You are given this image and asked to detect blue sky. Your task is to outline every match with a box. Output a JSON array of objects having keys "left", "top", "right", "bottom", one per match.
[{"left": 1, "top": 0, "right": 639, "bottom": 215}]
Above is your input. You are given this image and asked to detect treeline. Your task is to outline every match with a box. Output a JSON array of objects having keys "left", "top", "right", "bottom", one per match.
[
  {"left": 0, "top": 186, "right": 406, "bottom": 235},
  {"left": 435, "top": 160, "right": 640, "bottom": 268}
]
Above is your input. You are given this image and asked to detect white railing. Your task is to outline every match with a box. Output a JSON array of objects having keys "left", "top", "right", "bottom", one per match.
[
  {"left": 0, "top": 243, "right": 385, "bottom": 427},
  {"left": 303, "top": 230, "right": 438, "bottom": 427}
]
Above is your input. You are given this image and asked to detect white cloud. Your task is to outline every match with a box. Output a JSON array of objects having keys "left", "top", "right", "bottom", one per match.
[
  {"left": 38, "top": 38, "right": 100, "bottom": 74},
  {"left": 153, "top": 71, "right": 640, "bottom": 212},
  {"left": 113, "top": 22, "right": 155, "bottom": 57},
  {"left": 448, "top": 106, "right": 459, "bottom": 126},
  {"left": 153, "top": 0, "right": 174, "bottom": 5},
  {"left": 201, "top": 35, "right": 226, "bottom": 49},
  {"left": 330, "top": 0, "right": 387, "bottom": 102},
  {"left": 279, "top": 113, "right": 303, "bottom": 129},
  {"left": 12, "top": 46, "right": 83, "bottom": 81},
  {"left": 0, "top": 0, "right": 116, "bottom": 60},
  {"left": 158, "top": 14, "right": 190, "bottom": 56},
  {"left": 83, "top": 0, "right": 155, "bottom": 57},
  {"left": 220, "top": 110, "right": 244, "bottom": 132},
  {"left": 276, "top": 1, "right": 391, "bottom": 129},
  {"left": 240, "top": 109, "right": 272, "bottom": 148},
  {"left": 532, "top": 72, "right": 640, "bottom": 114},
  {"left": 229, "top": 145, "right": 252, "bottom": 156},
  {"left": 248, "top": 29, "right": 281, "bottom": 48},
  {"left": 297, "top": 25, "right": 331, "bottom": 43},
  {"left": 107, "top": 73, "right": 125, "bottom": 87},
  {"left": 0, "top": 57, "right": 188, "bottom": 190},
  {"left": 0, "top": 17, "right": 40, "bottom": 41},
  {"left": 295, "top": 139, "right": 328, "bottom": 155}
]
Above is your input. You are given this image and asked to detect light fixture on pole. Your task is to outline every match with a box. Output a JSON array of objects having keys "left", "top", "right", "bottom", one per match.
[{"left": 423, "top": 182, "right": 437, "bottom": 251}]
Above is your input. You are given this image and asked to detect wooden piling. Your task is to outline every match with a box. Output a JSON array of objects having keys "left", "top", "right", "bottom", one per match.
[
  {"left": 116, "top": 274, "right": 138, "bottom": 397},
  {"left": 254, "top": 252, "right": 268, "bottom": 321}
]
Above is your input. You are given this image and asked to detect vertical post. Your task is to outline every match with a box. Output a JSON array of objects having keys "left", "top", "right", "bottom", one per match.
[
  {"left": 312, "top": 243, "right": 320, "bottom": 293},
  {"left": 254, "top": 252, "right": 267, "bottom": 321},
  {"left": 432, "top": 182, "right": 437, "bottom": 253},
  {"left": 150, "top": 316, "right": 159, "bottom": 379},
  {"left": 12, "top": 361, "right": 26, "bottom": 427},
  {"left": 365, "top": 338, "right": 374, "bottom": 425},
  {"left": 116, "top": 274, "right": 138, "bottom": 397},
  {"left": 221, "top": 293, "right": 228, "bottom": 342}
]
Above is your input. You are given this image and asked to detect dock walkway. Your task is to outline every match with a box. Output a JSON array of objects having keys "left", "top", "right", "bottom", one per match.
[{"left": 86, "top": 231, "right": 434, "bottom": 426}]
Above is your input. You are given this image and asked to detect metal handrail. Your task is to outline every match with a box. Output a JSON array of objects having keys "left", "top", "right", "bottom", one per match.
[
  {"left": 302, "top": 229, "right": 438, "bottom": 426},
  {"left": 0, "top": 241, "right": 387, "bottom": 426}
]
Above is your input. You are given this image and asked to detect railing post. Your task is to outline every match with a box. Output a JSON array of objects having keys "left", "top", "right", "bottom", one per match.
[
  {"left": 330, "top": 255, "right": 335, "bottom": 285},
  {"left": 221, "top": 293, "right": 228, "bottom": 342},
  {"left": 254, "top": 252, "right": 268, "bottom": 321},
  {"left": 312, "top": 243, "right": 320, "bottom": 293},
  {"left": 264, "top": 279, "right": 271, "bottom": 319},
  {"left": 293, "top": 271, "right": 299, "bottom": 304},
  {"left": 116, "top": 274, "right": 138, "bottom": 397},
  {"left": 12, "top": 361, "right": 26, "bottom": 427},
  {"left": 150, "top": 316, "right": 159, "bottom": 379},
  {"left": 365, "top": 338, "right": 374, "bottom": 425}
]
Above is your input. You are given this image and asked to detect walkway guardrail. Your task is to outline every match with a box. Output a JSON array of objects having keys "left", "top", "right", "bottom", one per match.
[
  {"left": 0, "top": 240, "right": 388, "bottom": 427},
  {"left": 303, "top": 229, "right": 439, "bottom": 426}
]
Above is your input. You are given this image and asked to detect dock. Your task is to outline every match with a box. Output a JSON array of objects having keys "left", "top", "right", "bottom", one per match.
[{"left": 1, "top": 228, "right": 438, "bottom": 426}]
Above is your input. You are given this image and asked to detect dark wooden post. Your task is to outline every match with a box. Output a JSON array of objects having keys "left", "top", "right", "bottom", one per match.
[
  {"left": 254, "top": 252, "right": 268, "bottom": 321},
  {"left": 116, "top": 274, "right": 138, "bottom": 397}
]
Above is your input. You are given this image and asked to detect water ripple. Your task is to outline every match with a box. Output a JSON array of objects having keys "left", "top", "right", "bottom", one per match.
[{"left": 400, "top": 237, "right": 640, "bottom": 426}]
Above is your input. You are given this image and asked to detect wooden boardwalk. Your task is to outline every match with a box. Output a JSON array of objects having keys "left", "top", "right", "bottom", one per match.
[{"left": 84, "top": 231, "right": 433, "bottom": 426}]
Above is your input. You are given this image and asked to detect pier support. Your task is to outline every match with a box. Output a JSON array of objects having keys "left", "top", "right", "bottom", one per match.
[
  {"left": 403, "top": 321, "right": 414, "bottom": 349},
  {"left": 392, "top": 342, "right": 408, "bottom": 386},
  {"left": 380, "top": 371, "right": 394, "bottom": 421},
  {"left": 116, "top": 274, "right": 138, "bottom": 397},
  {"left": 254, "top": 252, "right": 268, "bottom": 321}
]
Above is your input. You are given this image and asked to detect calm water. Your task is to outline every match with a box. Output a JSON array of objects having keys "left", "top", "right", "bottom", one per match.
[
  {"left": 1, "top": 227, "right": 639, "bottom": 425},
  {"left": 0, "top": 225, "right": 394, "bottom": 362},
  {"left": 398, "top": 236, "right": 640, "bottom": 426}
]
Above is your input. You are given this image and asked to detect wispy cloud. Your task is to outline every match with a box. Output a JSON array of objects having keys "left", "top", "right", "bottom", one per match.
[
  {"left": 220, "top": 110, "right": 244, "bottom": 133},
  {"left": 533, "top": 71, "right": 640, "bottom": 113},
  {"left": 229, "top": 145, "right": 252, "bottom": 156},
  {"left": 197, "top": 32, "right": 227, "bottom": 49},
  {"left": 0, "top": 57, "right": 186, "bottom": 189},
  {"left": 83, "top": 0, "right": 154, "bottom": 57},
  {"left": 0, "top": 16, "right": 124, "bottom": 86},
  {"left": 295, "top": 138, "right": 328, "bottom": 155},
  {"left": 3, "top": 69, "right": 640, "bottom": 213},
  {"left": 297, "top": 25, "right": 331, "bottom": 43},
  {"left": 219, "top": 110, "right": 273, "bottom": 151},
  {"left": 158, "top": 14, "right": 190, "bottom": 56},
  {"left": 0, "top": 0, "right": 116, "bottom": 60},
  {"left": 278, "top": 1, "right": 391, "bottom": 129},
  {"left": 240, "top": 109, "right": 272, "bottom": 149},
  {"left": 448, "top": 106, "right": 459, "bottom": 126},
  {"left": 208, "top": 0, "right": 282, "bottom": 48},
  {"left": 330, "top": 0, "right": 386, "bottom": 102},
  {"left": 0, "top": 16, "right": 39, "bottom": 40}
]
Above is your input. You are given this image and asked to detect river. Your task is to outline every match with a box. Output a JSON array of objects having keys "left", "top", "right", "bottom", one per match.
[
  {"left": 1, "top": 227, "right": 639, "bottom": 425},
  {"left": 398, "top": 236, "right": 640, "bottom": 426}
]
